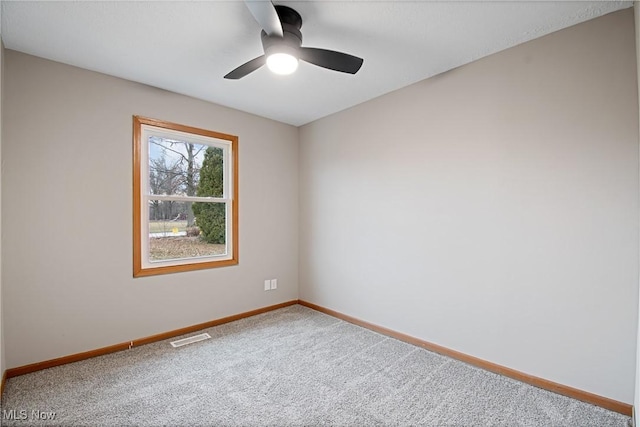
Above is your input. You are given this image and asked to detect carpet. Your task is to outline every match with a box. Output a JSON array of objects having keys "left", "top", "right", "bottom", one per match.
[{"left": 0, "top": 305, "right": 632, "bottom": 426}]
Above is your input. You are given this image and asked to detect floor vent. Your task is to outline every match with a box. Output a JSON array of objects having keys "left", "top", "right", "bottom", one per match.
[{"left": 170, "top": 333, "right": 211, "bottom": 348}]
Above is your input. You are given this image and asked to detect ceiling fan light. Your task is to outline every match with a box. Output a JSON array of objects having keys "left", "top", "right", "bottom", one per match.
[{"left": 266, "top": 53, "right": 299, "bottom": 75}]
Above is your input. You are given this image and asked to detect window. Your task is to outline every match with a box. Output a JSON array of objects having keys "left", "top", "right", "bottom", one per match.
[{"left": 133, "top": 116, "right": 238, "bottom": 277}]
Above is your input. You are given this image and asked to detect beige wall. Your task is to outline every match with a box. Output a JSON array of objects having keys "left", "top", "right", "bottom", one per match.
[
  {"left": 2, "top": 51, "right": 299, "bottom": 368},
  {"left": 300, "top": 9, "right": 638, "bottom": 403},
  {"left": 0, "top": 32, "right": 4, "bottom": 377},
  {"left": 635, "top": 1, "right": 640, "bottom": 422}
]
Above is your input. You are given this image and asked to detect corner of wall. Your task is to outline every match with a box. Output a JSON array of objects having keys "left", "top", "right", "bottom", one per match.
[
  {"left": 296, "top": 124, "right": 302, "bottom": 300},
  {"left": 0, "top": 2, "right": 6, "bottom": 394}
]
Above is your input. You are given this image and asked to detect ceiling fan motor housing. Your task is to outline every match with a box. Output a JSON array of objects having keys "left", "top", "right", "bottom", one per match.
[{"left": 261, "top": 5, "right": 303, "bottom": 58}]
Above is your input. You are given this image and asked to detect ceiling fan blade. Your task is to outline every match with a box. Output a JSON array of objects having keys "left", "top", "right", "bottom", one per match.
[
  {"left": 298, "top": 48, "right": 363, "bottom": 74},
  {"left": 224, "top": 55, "right": 266, "bottom": 79},
  {"left": 245, "top": 1, "right": 283, "bottom": 38}
]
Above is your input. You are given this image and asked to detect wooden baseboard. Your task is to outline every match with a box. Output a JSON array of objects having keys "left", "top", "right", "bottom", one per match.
[
  {"left": 5, "top": 300, "right": 297, "bottom": 379},
  {"left": 1, "top": 370, "right": 6, "bottom": 396},
  {"left": 298, "top": 300, "right": 633, "bottom": 417}
]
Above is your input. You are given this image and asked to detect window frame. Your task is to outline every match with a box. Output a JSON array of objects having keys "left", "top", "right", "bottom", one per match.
[{"left": 133, "top": 116, "right": 239, "bottom": 277}]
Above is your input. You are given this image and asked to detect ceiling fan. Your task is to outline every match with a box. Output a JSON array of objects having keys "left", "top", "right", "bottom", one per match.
[{"left": 224, "top": 1, "right": 364, "bottom": 79}]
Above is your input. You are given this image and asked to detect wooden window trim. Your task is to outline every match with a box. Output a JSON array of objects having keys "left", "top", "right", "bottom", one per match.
[{"left": 133, "top": 116, "right": 239, "bottom": 277}]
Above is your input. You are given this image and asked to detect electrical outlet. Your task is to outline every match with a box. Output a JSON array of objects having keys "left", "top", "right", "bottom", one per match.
[
  {"left": 264, "top": 280, "right": 271, "bottom": 291},
  {"left": 270, "top": 279, "right": 278, "bottom": 290}
]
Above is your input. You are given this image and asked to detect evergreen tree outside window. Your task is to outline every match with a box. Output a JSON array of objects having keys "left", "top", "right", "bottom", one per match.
[
  {"left": 133, "top": 116, "right": 238, "bottom": 277},
  {"left": 193, "top": 147, "right": 226, "bottom": 244}
]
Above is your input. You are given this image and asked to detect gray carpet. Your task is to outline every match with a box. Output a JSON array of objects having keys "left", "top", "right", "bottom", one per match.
[{"left": 0, "top": 305, "right": 632, "bottom": 426}]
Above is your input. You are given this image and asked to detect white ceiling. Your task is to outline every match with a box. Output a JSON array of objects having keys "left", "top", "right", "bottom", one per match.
[{"left": 0, "top": 1, "right": 633, "bottom": 126}]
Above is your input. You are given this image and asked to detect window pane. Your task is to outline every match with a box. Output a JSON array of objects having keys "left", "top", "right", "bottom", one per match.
[
  {"left": 148, "top": 137, "right": 223, "bottom": 198},
  {"left": 148, "top": 200, "right": 226, "bottom": 262}
]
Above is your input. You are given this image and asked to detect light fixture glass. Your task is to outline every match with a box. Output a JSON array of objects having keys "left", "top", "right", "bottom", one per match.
[{"left": 266, "top": 53, "right": 299, "bottom": 75}]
